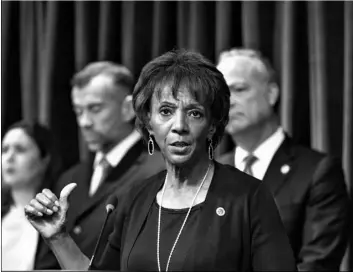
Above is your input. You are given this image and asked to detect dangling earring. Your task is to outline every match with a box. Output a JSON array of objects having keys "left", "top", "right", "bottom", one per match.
[
  {"left": 148, "top": 135, "right": 154, "bottom": 155},
  {"left": 208, "top": 138, "right": 214, "bottom": 160}
]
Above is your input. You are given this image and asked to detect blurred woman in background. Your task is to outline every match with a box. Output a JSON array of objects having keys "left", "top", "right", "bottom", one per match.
[{"left": 1, "top": 120, "right": 63, "bottom": 270}]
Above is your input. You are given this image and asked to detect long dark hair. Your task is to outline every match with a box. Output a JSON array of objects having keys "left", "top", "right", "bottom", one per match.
[{"left": 1, "top": 120, "right": 63, "bottom": 217}]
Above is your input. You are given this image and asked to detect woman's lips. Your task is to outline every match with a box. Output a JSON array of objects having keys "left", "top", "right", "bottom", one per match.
[
  {"left": 169, "top": 142, "right": 191, "bottom": 153},
  {"left": 170, "top": 141, "right": 190, "bottom": 147}
]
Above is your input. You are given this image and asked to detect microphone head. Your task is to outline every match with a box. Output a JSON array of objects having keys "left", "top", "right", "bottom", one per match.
[
  {"left": 105, "top": 195, "right": 118, "bottom": 213},
  {"left": 106, "top": 204, "right": 115, "bottom": 213}
]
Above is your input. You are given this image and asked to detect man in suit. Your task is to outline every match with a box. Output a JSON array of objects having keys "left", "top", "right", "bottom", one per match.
[
  {"left": 216, "top": 48, "right": 350, "bottom": 271},
  {"left": 36, "top": 62, "right": 165, "bottom": 269}
]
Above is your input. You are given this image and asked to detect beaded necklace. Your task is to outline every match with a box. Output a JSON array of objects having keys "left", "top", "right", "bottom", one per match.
[{"left": 156, "top": 163, "right": 212, "bottom": 271}]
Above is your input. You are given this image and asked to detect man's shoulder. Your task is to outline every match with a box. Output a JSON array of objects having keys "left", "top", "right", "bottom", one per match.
[
  {"left": 56, "top": 160, "right": 91, "bottom": 187},
  {"left": 284, "top": 139, "right": 334, "bottom": 165},
  {"left": 279, "top": 138, "right": 344, "bottom": 180},
  {"left": 216, "top": 150, "right": 235, "bottom": 166},
  {"left": 60, "top": 160, "right": 90, "bottom": 177}
]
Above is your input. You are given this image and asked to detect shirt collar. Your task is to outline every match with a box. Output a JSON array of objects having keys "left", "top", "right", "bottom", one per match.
[
  {"left": 94, "top": 130, "right": 142, "bottom": 168},
  {"left": 235, "top": 127, "right": 285, "bottom": 168}
]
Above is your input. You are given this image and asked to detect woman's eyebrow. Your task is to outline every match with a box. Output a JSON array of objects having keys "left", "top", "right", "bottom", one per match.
[
  {"left": 184, "top": 103, "right": 204, "bottom": 110},
  {"left": 158, "top": 101, "right": 177, "bottom": 107}
]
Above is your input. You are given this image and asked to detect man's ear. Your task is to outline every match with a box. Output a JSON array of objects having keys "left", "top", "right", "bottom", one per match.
[
  {"left": 121, "top": 95, "right": 135, "bottom": 122},
  {"left": 268, "top": 83, "right": 279, "bottom": 107}
]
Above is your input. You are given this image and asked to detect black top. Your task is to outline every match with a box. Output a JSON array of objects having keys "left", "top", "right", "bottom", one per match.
[
  {"left": 96, "top": 162, "right": 297, "bottom": 271},
  {"left": 128, "top": 200, "right": 203, "bottom": 271}
]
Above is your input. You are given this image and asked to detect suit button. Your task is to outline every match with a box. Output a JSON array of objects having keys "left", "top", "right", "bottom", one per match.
[{"left": 73, "top": 226, "right": 82, "bottom": 235}]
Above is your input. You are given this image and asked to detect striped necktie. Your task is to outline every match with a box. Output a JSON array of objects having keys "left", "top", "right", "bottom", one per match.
[
  {"left": 89, "top": 156, "right": 112, "bottom": 196},
  {"left": 243, "top": 154, "right": 258, "bottom": 177}
]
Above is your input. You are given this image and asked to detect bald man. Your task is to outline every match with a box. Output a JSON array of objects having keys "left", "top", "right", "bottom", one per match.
[{"left": 216, "top": 48, "right": 350, "bottom": 271}]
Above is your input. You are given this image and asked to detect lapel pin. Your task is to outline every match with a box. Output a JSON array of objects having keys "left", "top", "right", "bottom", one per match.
[
  {"left": 280, "top": 164, "right": 290, "bottom": 175},
  {"left": 216, "top": 207, "right": 225, "bottom": 216},
  {"left": 73, "top": 225, "right": 82, "bottom": 235}
]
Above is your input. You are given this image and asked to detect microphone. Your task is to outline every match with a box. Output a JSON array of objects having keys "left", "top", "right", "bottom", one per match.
[{"left": 88, "top": 195, "right": 118, "bottom": 270}]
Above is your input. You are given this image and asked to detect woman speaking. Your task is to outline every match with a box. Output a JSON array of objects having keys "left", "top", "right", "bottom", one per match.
[{"left": 25, "top": 49, "right": 296, "bottom": 271}]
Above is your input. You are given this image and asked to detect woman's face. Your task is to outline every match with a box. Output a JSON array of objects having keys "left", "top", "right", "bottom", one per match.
[
  {"left": 148, "top": 85, "right": 213, "bottom": 166},
  {"left": 1, "top": 128, "right": 45, "bottom": 189}
]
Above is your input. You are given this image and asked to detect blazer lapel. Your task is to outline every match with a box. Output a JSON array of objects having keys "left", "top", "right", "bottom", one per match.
[
  {"left": 66, "top": 161, "right": 93, "bottom": 230},
  {"left": 179, "top": 162, "right": 223, "bottom": 269},
  {"left": 218, "top": 136, "right": 296, "bottom": 197},
  {"left": 262, "top": 136, "right": 296, "bottom": 196},
  {"left": 194, "top": 162, "right": 222, "bottom": 237},
  {"left": 91, "top": 141, "right": 145, "bottom": 200},
  {"left": 123, "top": 171, "right": 165, "bottom": 269},
  {"left": 71, "top": 141, "right": 145, "bottom": 225}
]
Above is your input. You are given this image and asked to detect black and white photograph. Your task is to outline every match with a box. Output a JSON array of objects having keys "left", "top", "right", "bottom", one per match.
[{"left": 1, "top": 1, "right": 352, "bottom": 271}]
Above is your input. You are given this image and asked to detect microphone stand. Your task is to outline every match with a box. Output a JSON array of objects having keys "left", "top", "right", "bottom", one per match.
[{"left": 88, "top": 205, "right": 115, "bottom": 270}]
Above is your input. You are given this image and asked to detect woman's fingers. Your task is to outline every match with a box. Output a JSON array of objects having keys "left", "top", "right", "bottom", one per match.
[
  {"left": 36, "top": 192, "right": 60, "bottom": 213},
  {"left": 41, "top": 189, "right": 60, "bottom": 211},
  {"left": 24, "top": 203, "right": 43, "bottom": 217},
  {"left": 30, "top": 198, "right": 53, "bottom": 215}
]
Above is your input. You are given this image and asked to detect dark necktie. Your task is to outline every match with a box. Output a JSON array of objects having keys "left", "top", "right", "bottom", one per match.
[
  {"left": 89, "top": 156, "right": 112, "bottom": 196},
  {"left": 243, "top": 154, "right": 258, "bottom": 177}
]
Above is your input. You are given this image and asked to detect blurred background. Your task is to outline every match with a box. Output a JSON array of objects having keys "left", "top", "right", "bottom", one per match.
[{"left": 1, "top": 1, "right": 352, "bottom": 269}]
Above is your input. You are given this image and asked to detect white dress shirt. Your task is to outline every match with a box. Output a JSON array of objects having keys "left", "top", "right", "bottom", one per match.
[
  {"left": 89, "top": 130, "right": 141, "bottom": 195},
  {"left": 235, "top": 127, "right": 285, "bottom": 180},
  {"left": 2, "top": 205, "right": 39, "bottom": 270}
]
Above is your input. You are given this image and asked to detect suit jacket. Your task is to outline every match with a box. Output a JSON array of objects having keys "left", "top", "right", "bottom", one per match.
[
  {"left": 217, "top": 136, "right": 351, "bottom": 271},
  {"left": 95, "top": 162, "right": 297, "bottom": 271},
  {"left": 35, "top": 140, "right": 165, "bottom": 269}
]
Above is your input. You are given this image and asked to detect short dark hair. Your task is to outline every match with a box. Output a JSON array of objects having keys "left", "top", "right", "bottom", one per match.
[
  {"left": 1, "top": 120, "right": 63, "bottom": 217},
  {"left": 133, "top": 49, "right": 230, "bottom": 148},
  {"left": 71, "top": 61, "right": 134, "bottom": 93}
]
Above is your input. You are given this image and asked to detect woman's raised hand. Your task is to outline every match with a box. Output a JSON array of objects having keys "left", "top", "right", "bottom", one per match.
[{"left": 24, "top": 183, "right": 77, "bottom": 239}]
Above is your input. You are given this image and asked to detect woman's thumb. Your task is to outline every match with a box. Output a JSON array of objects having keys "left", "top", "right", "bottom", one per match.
[{"left": 59, "top": 183, "right": 77, "bottom": 207}]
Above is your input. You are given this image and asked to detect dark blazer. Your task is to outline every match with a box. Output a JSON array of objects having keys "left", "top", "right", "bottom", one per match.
[
  {"left": 35, "top": 140, "right": 166, "bottom": 269},
  {"left": 95, "top": 162, "right": 297, "bottom": 271},
  {"left": 217, "top": 136, "right": 351, "bottom": 271}
]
